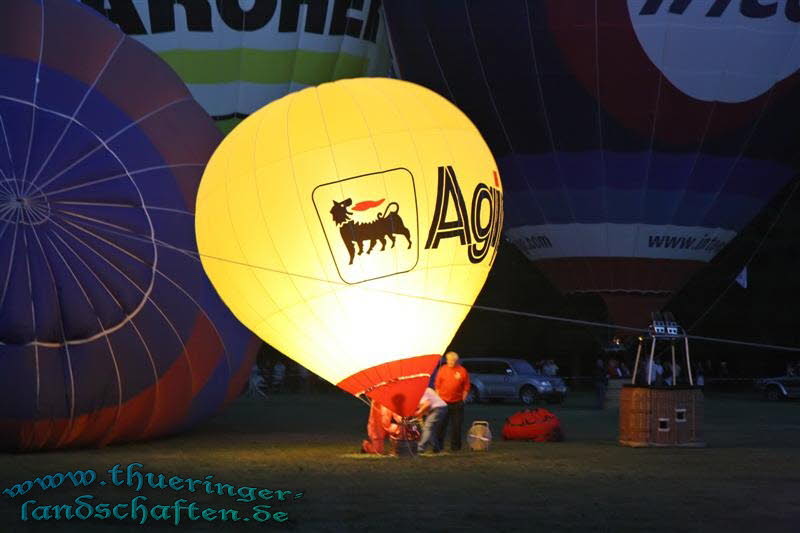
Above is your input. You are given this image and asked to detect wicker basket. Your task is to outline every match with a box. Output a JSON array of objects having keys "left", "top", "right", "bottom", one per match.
[
  {"left": 619, "top": 386, "right": 705, "bottom": 447},
  {"left": 606, "top": 378, "right": 625, "bottom": 407}
]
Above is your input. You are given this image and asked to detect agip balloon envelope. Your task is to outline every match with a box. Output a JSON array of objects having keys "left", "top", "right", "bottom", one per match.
[
  {"left": 82, "top": 0, "right": 393, "bottom": 134},
  {"left": 383, "top": 0, "right": 800, "bottom": 329},
  {"left": 196, "top": 77, "right": 503, "bottom": 415},
  {"left": 0, "top": 0, "right": 257, "bottom": 451}
]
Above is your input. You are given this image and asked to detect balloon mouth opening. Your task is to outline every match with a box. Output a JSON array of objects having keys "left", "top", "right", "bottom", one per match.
[
  {"left": 337, "top": 354, "right": 441, "bottom": 417},
  {"left": 1, "top": 180, "right": 50, "bottom": 225}
]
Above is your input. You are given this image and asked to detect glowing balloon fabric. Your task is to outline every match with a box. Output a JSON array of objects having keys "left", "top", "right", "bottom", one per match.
[
  {"left": 81, "top": 0, "right": 393, "bottom": 134},
  {"left": 0, "top": 0, "right": 258, "bottom": 451},
  {"left": 196, "top": 78, "right": 502, "bottom": 416},
  {"left": 383, "top": 0, "right": 800, "bottom": 328}
]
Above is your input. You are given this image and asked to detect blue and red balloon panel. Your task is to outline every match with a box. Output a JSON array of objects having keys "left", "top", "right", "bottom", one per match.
[{"left": 0, "top": 0, "right": 258, "bottom": 451}]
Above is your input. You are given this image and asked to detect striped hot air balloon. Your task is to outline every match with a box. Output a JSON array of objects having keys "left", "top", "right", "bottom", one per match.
[
  {"left": 383, "top": 0, "right": 800, "bottom": 329},
  {"left": 0, "top": 0, "right": 258, "bottom": 451},
  {"left": 81, "top": 0, "right": 393, "bottom": 134}
]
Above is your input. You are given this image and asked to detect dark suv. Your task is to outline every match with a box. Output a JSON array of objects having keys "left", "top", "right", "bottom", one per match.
[{"left": 460, "top": 358, "right": 567, "bottom": 405}]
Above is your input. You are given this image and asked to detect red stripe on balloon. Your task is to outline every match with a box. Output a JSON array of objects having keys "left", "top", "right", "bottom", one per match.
[
  {"left": 493, "top": 171, "right": 499, "bottom": 187},
  {"left": 223, "top": 335, "right": 262, "bottom": 406},
  {"left": 337, "top": 354, "right": 441, "bottom": 417},
  {"left": 0, "top": 315, "right": 229, "bottom": 451},
  {"left": 352, "top": 199, "right": 385, "bottom": 211},
  {"left": 141, "top": 314, "right": 222, "bottom": 440}
]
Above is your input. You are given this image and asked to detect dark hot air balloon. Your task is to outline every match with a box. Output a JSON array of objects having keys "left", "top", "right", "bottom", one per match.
[
  {"left": 0, "top": 0, "right": 258, "bottom": 451},
  {"left": 383, "top": 0, "right": 800, "bottom": 329}
]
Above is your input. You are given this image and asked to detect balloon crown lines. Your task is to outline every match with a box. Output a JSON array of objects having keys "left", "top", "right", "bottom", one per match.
[{"left": 83, "top": 0, "right": 381, "bottom": 41}]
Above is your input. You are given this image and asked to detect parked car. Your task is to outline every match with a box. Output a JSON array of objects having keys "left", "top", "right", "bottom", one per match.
[
  {"left": 460, "top": 358, "right": 567, "bottom": 405},
  {"left": 755, "top": 375, "right": 800, "bottom": 401}
]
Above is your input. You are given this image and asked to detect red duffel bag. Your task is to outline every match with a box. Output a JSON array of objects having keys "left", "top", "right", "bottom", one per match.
[{"left": 502, "top": 408, "right": 564, "bottom": 442}]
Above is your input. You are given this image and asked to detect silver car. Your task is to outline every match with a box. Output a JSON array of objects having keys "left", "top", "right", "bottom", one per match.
[
  {"left": 755, "top": 375, "right": 800, "bottom": 401},
  {"left": 460, "top": 357, "right": 567, "bottom": 405}
]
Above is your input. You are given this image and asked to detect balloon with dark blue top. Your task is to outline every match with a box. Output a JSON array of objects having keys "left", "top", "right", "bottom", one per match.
[
  {"left": 0, "top": 0, "right": 258, "bottom": 451},
  {"left": 383, "top": 0, "right": 800, "bottom": 329}
]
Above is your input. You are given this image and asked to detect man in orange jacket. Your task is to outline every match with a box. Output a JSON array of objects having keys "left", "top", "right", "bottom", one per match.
[{"left": 434, "top": 351, "right": 471, "bottom": 451}]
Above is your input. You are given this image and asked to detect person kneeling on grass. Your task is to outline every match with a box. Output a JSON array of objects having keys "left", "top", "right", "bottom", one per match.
[
  {"left": 415, "top": 387, "right": 447, "bottom": 454},
  {"left": 361, "top": 399, "right": 401, "bottom": 454}
]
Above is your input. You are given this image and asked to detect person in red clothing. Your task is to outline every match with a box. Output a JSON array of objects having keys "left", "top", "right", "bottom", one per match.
[
  {"left": 361, "top": 399, "right": 402, "bottom": 454},
  {"left": 434, "top": 351, "right": 470, "bottom": 451}
]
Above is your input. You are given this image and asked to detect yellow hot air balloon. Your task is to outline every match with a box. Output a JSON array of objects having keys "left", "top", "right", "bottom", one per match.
[{"left": 195, "top": 78, "right": 503, "bottom": 416}]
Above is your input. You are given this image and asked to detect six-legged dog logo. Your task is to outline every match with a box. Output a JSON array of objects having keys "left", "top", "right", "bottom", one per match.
[
  {"left": 329, "top": 198, "right": 412, "bottom": 265},
  {"left": 313, "top": 168, "right": 419, "bottom": 284}
]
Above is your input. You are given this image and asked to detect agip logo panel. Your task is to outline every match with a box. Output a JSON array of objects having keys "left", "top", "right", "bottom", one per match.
[{"left": 313, "top": 168, "right": 419, "bottom": 285}]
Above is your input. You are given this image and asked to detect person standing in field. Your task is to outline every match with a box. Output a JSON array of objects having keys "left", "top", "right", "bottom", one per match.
[
  {"left": 414, "top": 387, "right": 447, "bottom": 454},
  {"left": 434, "top": 351, "right": 471, "bottom": 452},
  {"left": 593, "top": 357, "right": 608, "bottom": 409},
  {"left": 271, "top": 360, "right": 286, "bottom": 393}
]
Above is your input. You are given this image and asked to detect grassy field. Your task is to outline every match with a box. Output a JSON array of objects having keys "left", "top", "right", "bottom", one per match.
[{"left": 0, "top": 391, "right": 798, "bottom": 532}]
